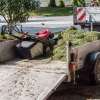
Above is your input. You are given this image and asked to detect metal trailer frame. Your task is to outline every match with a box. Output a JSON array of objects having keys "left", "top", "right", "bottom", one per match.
[{"left": 37, "top": 74, "right": 67, "bottom": 100}]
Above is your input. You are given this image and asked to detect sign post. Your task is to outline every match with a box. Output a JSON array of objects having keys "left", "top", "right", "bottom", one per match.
[{"left": 89, "top": 15, "right": 93, "bottom": 31}]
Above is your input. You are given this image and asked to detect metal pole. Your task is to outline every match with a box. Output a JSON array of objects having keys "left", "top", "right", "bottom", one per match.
[
  {"left": 65, "top": 31, "right": 71, "bottom": 82},
  {"left": 90, "top": 22, "right": 93, "bottom": 31},
  {"left": 66, "top": 41, "right": 71, "bottom": 82},
  {"left": 89, "top": 15, "right": 93, "bottom": 31}
]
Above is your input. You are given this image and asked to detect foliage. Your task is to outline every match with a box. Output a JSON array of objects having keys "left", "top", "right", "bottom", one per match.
[
  {"left": 0, "top": 0, "right": 39, "bottom": 35},
  {"left": 59, "top": 0, "right": 65, "bottom": 7},
  {"left": 53, "top": 29, "right": 100, "bottom": 61},
  {"left": 73, "top": 0, "right": 86, "bottom": 7},
  {"left": 0, "top": 0, "right": 38, "bottom": 24}
]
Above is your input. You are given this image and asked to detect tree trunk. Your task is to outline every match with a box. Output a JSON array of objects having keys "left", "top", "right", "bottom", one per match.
[
  {"left": 49, "top": 0, "right": 57, "bottom": 7},
  {"left": 97, "top": 0, "right": 100, "bottom": 6}
]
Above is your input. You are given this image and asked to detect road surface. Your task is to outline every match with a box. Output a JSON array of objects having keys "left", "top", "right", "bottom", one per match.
[
  {"left": 0, "top": 16, "right": 73, "bottom": 23},
  {"left": 28, "top": 16, "right": 73, "bottom": 22},
  {"left": 0, "top": 16, "right": 73, "bottom": 33}
]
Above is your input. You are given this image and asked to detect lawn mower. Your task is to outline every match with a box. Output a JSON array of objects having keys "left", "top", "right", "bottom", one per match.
[{"left": 13, "top": 29, "right": 58, "bottom": 59}]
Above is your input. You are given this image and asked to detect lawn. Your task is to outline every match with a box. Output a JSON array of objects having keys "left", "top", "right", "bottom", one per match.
[{"left": 30, "top": 7, "right": 73, "bottom": 16}]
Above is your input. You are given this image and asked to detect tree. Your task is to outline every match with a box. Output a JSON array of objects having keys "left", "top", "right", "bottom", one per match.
[
  {"left": 49, "top": 0, "right": 57, "bottom": 7},
  {"left": 0, "top": 0, "right": 39, "bottom": 34},
  {"left": 73, "top": 0, "right": 86, "bottom": 7}
]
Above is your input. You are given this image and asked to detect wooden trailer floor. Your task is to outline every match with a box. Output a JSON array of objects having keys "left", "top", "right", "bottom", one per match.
[
  {"left": 48, "top": 82, "right": 100, "bottom": 100},
  {"left": 0, "top": 59, "right": 68, "bottom": 100}
]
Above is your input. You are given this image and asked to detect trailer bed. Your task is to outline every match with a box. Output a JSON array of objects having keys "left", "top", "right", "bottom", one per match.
[{"left": 0, "top": 59, "right": 68, "bottom": 100}]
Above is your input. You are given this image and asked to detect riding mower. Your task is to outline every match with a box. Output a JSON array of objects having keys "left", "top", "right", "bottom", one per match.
[{"left": 1, "top": 24, "right": 60, "bottom": 59}]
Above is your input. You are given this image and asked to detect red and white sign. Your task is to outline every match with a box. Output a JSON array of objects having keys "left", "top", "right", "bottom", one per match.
[
  {"left": 75, "top": 7, "right": 100, "bottom": 24},
  {"left": 76, "top": 7, "right": 86, "bottom": 23}
]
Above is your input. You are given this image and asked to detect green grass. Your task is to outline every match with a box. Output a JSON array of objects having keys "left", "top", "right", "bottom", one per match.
[
  {"left": 0, "top": 34, "right": 15, "bottom": 41},
  {"left": 30, "top": 7, "right": 73, "bottom": 16}
]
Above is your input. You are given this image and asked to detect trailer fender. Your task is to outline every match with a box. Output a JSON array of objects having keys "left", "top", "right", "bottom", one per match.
[{"left": 83, "top": 51, "right": 100, "bottom": 71}]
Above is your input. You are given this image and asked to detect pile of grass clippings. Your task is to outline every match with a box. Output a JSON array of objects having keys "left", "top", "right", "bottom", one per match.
[{"left": 53, "top": 28, "right": 100, "bottom": 61}]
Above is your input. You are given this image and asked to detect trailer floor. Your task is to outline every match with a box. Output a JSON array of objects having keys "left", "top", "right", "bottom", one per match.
[
  {"left": 48, "top": 82, "right": 100, "bottom": 100},
  {"left": 0, "top": 59, "right": 68, "bottom": 100}
]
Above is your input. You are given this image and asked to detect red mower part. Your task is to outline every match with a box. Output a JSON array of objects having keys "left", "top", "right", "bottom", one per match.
[{"left": 36, "top": 29, "right": 50, "bottom": 40}]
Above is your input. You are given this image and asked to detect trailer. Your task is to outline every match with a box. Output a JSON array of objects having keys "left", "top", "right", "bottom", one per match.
[
  {"left": 69, "top": 40, "right": 100, "bottom": 84},
  {"left": 0, "top": 38, "right": 100, "bottom": 100},
  {"left": 0, "top": 59, "right": 69, "bottom": 100}
]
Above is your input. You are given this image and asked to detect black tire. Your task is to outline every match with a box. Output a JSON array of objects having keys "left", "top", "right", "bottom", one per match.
[
  {"left": 94, "top": 56, "right": 100, "bottom": 83},
  {"left": 76, "top": 52, "right": 100, "bottom": 85}
]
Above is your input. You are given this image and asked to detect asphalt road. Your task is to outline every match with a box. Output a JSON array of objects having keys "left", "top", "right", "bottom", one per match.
[
  {"left": 0, "top": 16, "right": 73, "bottom": 23},
  {"left": 0, "top": 16, "right": 73, "bottom": 33},
  {"left": 28, "top": 16, "right": 73, "bottom": 22}
]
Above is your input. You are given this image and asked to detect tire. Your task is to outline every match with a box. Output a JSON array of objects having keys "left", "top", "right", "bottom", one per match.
[
  {"left": 94, "top": 56, "right": 100, "bottom": 83},
  {"left": 76, "top": 52, "right": 100, "bottom": 85}
]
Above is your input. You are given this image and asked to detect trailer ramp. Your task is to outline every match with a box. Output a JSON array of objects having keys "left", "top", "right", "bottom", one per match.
[{"left": 0, "top": 60, "right": 68, "bottom": 100}]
